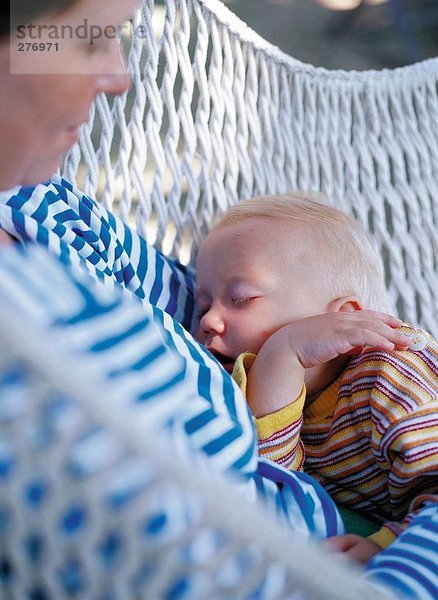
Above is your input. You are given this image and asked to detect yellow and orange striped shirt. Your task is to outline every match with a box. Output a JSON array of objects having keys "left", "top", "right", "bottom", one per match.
[{"left": 234, "top": 325, "right": 438, "bottom": 548}]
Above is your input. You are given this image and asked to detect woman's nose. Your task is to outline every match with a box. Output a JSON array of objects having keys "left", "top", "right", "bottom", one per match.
[{"left": 95, "top": 39, "right": 131, "bottom": 96}]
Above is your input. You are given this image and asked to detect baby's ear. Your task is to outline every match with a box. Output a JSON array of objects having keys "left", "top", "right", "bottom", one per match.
[{"left": 327, "top": 296, "right": 364, "bottom": 313}]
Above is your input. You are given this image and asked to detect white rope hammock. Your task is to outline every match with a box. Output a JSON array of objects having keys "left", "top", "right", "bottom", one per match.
[{"left": 62, "top": 0, "right": 438, "bottom": 336}]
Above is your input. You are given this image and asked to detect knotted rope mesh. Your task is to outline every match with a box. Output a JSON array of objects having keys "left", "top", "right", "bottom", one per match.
[{"left": 62, "top": 0, "right": 438, "bottom": 335}]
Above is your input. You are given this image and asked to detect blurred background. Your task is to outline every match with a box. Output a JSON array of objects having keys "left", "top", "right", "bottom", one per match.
[{"left": 222, "top": 0, "right": 438, "bottom": 70}]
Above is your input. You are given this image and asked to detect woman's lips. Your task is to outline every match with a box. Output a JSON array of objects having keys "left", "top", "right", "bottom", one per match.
[{"left": 66, "top": 126, "right": 79, "bottom": 143}]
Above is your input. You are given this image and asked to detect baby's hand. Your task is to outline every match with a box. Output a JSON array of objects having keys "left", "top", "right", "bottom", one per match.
[
  {"left": 247, "top": 310, "right": 408, "bottom": 417},
  {"left": 271, "top": 310, "right": 409, "bottom": 370},
  {"left": 323, "top": 533, "right": 381, "bottom": 564}
]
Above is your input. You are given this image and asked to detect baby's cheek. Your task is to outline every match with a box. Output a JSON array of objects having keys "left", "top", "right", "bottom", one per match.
[
  {"left": 193, "top": 325, "right": 204, "bottom": 343},
  {"left": 0, "top": 230, "right": 15, "bottom": 246}
]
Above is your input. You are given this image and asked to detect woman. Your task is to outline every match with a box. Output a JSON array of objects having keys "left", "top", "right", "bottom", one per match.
[
  {"left": 0, "top": 0, "right": 432, "bottom": 598},
  {"left": 0, "top": 1, "right": 348, "bottom": 597}
]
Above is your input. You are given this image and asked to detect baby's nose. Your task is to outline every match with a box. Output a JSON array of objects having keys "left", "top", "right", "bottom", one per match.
[{"left": 199, "top": 308, "right": 225, "bottom": 336}]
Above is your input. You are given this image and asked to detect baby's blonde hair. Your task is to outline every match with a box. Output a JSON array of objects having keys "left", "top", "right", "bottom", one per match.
[{"left": 213, "top": 192, "right": 389, "bottom": 311}]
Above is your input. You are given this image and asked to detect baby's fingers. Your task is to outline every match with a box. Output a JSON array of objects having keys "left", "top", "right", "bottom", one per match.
[
  {"left": 366, "top": 311, "right": 404, "bottom": 328},
  {"left": 356, "top": 311, "right": 411, "bottom": 351}
]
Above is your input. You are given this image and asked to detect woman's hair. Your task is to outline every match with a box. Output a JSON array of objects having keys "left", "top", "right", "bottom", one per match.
[
  {"left": 1, "top": 0, "right": 81, "bottom": 38},
  {"left": 214, "top": 192, "right": 390, "bottom": 311}
]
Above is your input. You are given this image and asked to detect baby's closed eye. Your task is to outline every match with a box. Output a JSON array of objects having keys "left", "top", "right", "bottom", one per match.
[{"left": 230, "top": 297, "right": 254, "bottom": 308}]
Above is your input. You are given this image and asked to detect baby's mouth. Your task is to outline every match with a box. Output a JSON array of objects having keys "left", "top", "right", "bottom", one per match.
[{"left": 209, "top": 350, "right": 235, "bottom": 373}]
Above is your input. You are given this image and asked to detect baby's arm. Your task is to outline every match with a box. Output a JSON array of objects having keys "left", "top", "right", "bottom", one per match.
[
  {"left": 238, "top": 311, "right": 409, "bottom": 470},
  {"left": 246, "top": 310, "right": 409, "bottom": 417}
]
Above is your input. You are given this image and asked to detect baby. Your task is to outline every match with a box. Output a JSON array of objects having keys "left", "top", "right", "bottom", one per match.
[{"left": 195, "top": 192, "right": 437, "bottom": 564}]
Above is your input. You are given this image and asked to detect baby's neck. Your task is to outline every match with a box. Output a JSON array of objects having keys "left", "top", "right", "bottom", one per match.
[{"left": 304, "top": 355, "right": 350, "bottom": 400}]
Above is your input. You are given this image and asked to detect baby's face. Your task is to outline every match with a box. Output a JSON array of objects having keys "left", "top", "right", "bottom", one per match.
[{"left": 195, "top": 217, "right": 329, "bottom": 371}]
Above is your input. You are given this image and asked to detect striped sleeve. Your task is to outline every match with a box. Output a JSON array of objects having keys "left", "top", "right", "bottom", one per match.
[
  {"left": 0, "top": 177, "right": 196, "bottom": 331},
  {"left": 0, "top": 244, "right": 189, "bottom": 433},
  {"left": 366, "top": 503, "right": 438, "bottom": 599},
  {"left": 0, "top": 244, "right": 256, "bottom": 476},
  {"left": 0, "top": 180, "right": 262, "bottom": 473}
]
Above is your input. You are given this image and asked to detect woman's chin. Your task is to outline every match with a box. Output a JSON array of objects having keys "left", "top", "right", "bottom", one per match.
[
  {"left": 21, "top": 168, "right": 58, "bottom": 187},
  {"left": 66, "top": 126, "right": 79, "bottom": 144},
  {"left": 22, "top": 153, "right": 65, "bottom": 187}
]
